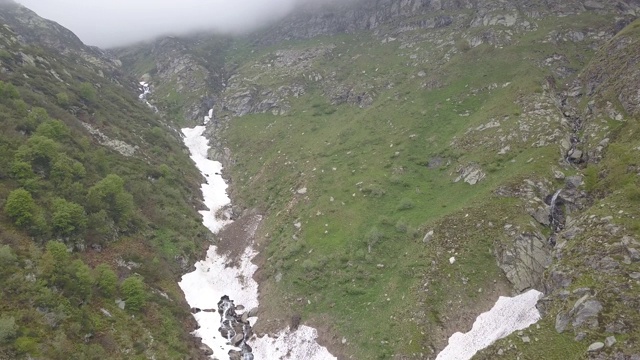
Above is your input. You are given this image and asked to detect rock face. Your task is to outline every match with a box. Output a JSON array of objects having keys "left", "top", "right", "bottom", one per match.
[{"left": 496, "top": 232, "right": 552, "bottom": 292}]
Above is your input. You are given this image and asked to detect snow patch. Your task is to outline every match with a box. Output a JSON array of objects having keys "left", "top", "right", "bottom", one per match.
[
  {"left": 253, "top": 325, "right": 336, "bottom": 360},
  {"left": 436, "top": 289, "right": 543, "bottom": 360}
]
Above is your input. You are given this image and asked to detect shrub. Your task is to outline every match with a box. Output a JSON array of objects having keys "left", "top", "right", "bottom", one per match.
[
  {"left": 120, "top": 276, "right": 146, "bottom": 312},
  {"left": 397, "top": 198, "right": 415, "bottom": 211},
  {"left": 0, "top": 316, "right": 16, "bottom": 343},
  {"left": 56, "top": 92, "right": 70, "bottom": 107},
  {"left": 0, "top": 245, "right": 17, "bottom": 267}
]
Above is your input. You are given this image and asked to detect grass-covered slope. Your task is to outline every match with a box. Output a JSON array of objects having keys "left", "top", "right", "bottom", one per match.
[
  {"left": 0, "top": 5, "right": 212, "bottom": 359},
  {"left": 116, "top": 1, "right": 640, "bottom": 359},
  {"left": 209, "top": 8, "right": 640, "bottom": 360}
]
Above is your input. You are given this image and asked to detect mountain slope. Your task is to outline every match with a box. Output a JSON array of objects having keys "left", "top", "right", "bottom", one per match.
[
  {"left": 120, "top": 1, "right": 640, "bottom": 359},
  {"left": 0, "top": 2, "right": 212, "bottom": 359}
]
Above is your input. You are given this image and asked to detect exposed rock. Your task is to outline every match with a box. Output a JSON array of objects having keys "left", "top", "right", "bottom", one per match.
[
  {"left": 423, "top": 230, "right": 434, "bottom": 244},
  {"left": 605, "top": 335, "right": 617, "bottom": 347},
  {"left": 497, "top": 232, "right": 552, "bottom": 291},
  {"left": 454, "top": 163, "right": 486, "bottom": 185},
  {"left": 587, "top": 342, "right": 605, "bottom": 352},
  {"left": 572, "top": 299, "right": 603, "bottom": 328}
]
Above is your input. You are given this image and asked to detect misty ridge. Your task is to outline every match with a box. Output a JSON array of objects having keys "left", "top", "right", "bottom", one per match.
[{"left": 14, "top": 0, "right": 361, "bottom": 48}]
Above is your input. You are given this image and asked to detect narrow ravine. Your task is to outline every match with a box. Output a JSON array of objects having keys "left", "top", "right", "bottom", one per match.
[{"left": 178, "top": 113, "right": 336, "bottom": 359}]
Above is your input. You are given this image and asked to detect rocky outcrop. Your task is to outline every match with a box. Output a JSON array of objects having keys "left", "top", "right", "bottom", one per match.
[
  {"left": 0, "top": 1, "right": 121, "bottom": 71},
  {"left": 191, "top": 295, "right": 259, "bottom": 360}
]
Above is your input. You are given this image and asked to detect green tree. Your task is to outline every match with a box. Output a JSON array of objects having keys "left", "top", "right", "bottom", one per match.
[
  {"left": 120, "top": 276, "right": 146, "bottom": 312},
  {"left": 14, "top": 135, "right": 59, "bottom": 176},
  {"left": 87, "top": 174, "right": 134, "bottom": 228},
  {"left": 50, "top": 155, "right": 86, "bottom": 191},
  {"left": 51, "top": 198, "right": 87, "bottom": 236},
  {"left": 4, "top": 188, "right": 37, "bottom": 227},
  {"left": 40, "top": 241, "right": 70, "bottom": 284},
  {"left": 95, "top": 264, "right": 117, "bottom": 297},
  {"left": 35, "top": 120, "right": 70, "bottom": 141},
  {"left": 69, "top": 259, "right": 93, "bottom": 301},
  {"left": 10, "top": 160, "right": 39, "bottom": 191}
]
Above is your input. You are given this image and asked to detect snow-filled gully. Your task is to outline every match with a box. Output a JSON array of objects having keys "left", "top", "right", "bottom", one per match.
[
  {"left": 140, "top": 84, "right": 543, "bottom": 359},
  {"left": 178, "top": 122, "right": 336, "bottom": 360}
]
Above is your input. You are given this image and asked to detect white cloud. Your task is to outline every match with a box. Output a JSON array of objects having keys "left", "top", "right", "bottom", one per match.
[{"left": 15, "top": 0, "right": 301, "bottom": 47}]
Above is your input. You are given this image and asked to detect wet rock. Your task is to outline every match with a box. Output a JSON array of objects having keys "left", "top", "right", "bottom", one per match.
[
  {"left": 532, "top": 206, "right": 551, "bottom": 226},
  {"left": 565, "top": 175, "right": 583, "bottom": 189},
  {"left": 290, "top": 314, "right": 301, "bottom": 331},
  {"left": 247, "top": 307, "right": 259, "bottom": 318},
  {"left": 200, "top": 344, "right": 213, "bottom": 356}
]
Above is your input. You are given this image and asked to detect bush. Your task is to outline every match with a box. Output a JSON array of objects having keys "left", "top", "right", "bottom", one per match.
[
  {"left": 0, "top": 316, "right": 16, "bottom": 343},
  {"left": 0, "top": 245, "right": 17, "bottom": 267},
  {"left": 365, "top": 227, "right": 385, "bottom": 252},
  {"left": 397, "top": 198, "right": 415, "bottom": 211},
  {"left": 79, "top": 82, "right": 96, "bottom": 102},
  {"left": 56, "top": 92, "right": 70, "bottom": 107},
  {"left": 4, "top": 188, "right": 37, "bottom": 227},
  {"left": 120, "top": 276, "right": 146, "bottom": 312}
]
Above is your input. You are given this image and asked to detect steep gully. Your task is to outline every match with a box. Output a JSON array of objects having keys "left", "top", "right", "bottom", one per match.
[{"left": 140, "top": 83, "right": 546, "bottom": 359}]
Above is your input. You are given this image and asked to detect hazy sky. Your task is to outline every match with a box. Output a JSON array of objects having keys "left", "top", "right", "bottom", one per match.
[{"left": 15, "top": 0, "right": 303, "bottom": 47}]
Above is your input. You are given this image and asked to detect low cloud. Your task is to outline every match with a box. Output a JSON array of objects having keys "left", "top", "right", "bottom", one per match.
[{"left": 16, "top": 0, "right": 313, "bottom": 47}]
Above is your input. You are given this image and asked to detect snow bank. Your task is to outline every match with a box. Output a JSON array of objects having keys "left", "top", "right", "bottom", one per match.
[
  {"left": 436, "top": 289, "right": 543, "bottom": 360},
  {"left": 252, "top": 325, "right": 336, "bottom": 360}
]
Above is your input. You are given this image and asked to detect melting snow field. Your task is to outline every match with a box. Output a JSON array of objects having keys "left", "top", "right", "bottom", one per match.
[
  {"left": 436, "top": 289, "right": 544, "bottom": 360},
  {"left": 179, "top": 124, "right": 335, "bottom": 359}
]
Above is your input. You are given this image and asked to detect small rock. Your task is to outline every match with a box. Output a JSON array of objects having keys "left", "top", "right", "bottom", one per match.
[
  {"left": 377, "top": 264, "right": 385, "bottom": 269},
  {"left": 100, "top": 308, "right": 112, "bottom": 317},
  {"left": 423, "top": 230, "right": 434, "bottom": 244},
  {"left": 342, "top": 337, "right": 347, "bottom": 344},
  {"left": 115, "top": 299, "right": 125, "bottom": 310},
  {"left": 553, "top": 169, "right": 565, "bottom": 180},
  {"left": 629, "top": 272, "right": 640, "bottom": 280},
  {"left": 575, "top": 332, "right": 586, "bottom": 341},
  {"left": 628, "top": 248, "right": 640, "bottom": 262},
  {"left": 497, "top": 349, "right": 504, "bottom": 355},
  {"left": 449, "top": 257, "right": 456, "bottom": 264},
  {"left": 605, "top": 336, "right": 616, "bottom": 347},
  {"left": 297, "top": 187, "right": 307, "bottom": 195},
  {"left": 587, "top": 342, "right": 604, "bottom": 352},
  {"left": 522, "top": 336, "right": 530, "bottom": 343}
]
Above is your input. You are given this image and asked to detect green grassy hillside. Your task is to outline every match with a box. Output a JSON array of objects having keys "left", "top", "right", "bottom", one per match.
[{"left": 0, "top": 6, "right": 212, "bottom": 359}]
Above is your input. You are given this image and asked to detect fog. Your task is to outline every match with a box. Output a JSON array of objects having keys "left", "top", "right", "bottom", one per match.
[{"left": 15, "top": 0, "right": 321, "bottom": 48}]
